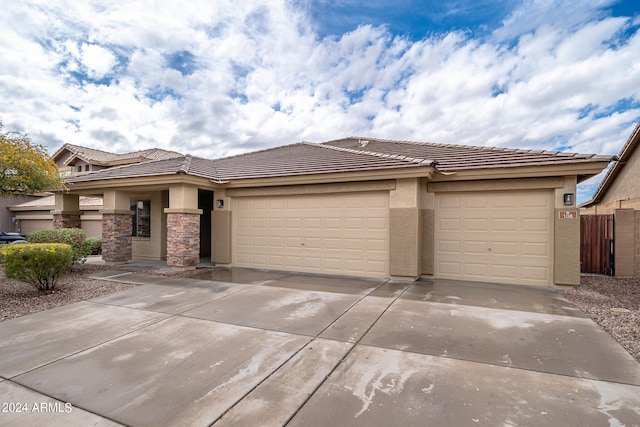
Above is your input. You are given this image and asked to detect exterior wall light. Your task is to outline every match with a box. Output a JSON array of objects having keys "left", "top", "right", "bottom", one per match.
[
  {"left": 563, "top": 193, "right": 574, "bottom": 205},
  {"left": 216, "top": 199, "right": 224, "bottom": 209}
]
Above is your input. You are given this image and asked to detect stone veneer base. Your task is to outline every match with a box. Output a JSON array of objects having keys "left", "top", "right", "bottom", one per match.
[
  {"left": 52, "top": 213, "right": 81, "bottom": 229},
  {"left": 102, "top": 213, "right": 133, "bottom": 263},
  {"left": 166, "top": 212, "right": 200, "bottom": 268}
]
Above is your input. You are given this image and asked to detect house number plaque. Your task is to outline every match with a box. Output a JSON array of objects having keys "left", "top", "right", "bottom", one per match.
[{"left": 558, "top": 211, "right": 578, "bottom": 219}]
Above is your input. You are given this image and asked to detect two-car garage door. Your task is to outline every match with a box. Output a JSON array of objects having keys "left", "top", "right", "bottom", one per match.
[
  {"left": 232, "top": 189, "right": 553, "bottom": 285},
  {"left": 435, "top": 190, "right": 553, "bottom": 286},
  {"left": 232, "top": 192, "right": 389, "bottom": 278}
]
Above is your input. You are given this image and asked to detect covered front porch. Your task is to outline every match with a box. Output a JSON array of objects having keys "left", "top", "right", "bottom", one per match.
[{"left": 53, "top": 181, "right": 231, "bottom": 270}]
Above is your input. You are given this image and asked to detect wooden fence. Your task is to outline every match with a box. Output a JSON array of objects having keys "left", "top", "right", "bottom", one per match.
[{"left": 580, "top": 214, "right": 614, "bottom": 275}]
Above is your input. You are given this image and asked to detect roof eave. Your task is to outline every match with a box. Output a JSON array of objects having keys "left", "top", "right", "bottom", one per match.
[
  {"left": 213, "top": 165, "right": 439, "bottom": 188},
  {"left": 582, "top": 123, "right": 640, "bottom": 207},
  {"left": 431, "top": 162, "right": 613, "bottom": 183},
  {"left": 64, "top": 174, "right": 214, "bottom": 194}
]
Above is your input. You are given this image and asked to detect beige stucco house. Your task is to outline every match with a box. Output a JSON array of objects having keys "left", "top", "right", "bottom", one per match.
[
  {"left": 581, "top": 122, "right": 640, "bottom": 276},
  {"left": 54, "top": 137, "right": 612, "bottom": 287}
]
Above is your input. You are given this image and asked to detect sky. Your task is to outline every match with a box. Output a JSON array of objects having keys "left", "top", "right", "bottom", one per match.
[{"left": 1, "top": 0, "right": 639, "bottom": 202}]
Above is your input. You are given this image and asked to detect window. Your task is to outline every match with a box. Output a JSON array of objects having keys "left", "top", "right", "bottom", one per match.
[
  {"left": 77, "top": 166, "right": 82, "bottom": 172},
  {"left": 85, "top": 165, "right": 90, "bottom": 171},
  {"left": 131, "top": 200, "right": 151, "bottom": 237}
]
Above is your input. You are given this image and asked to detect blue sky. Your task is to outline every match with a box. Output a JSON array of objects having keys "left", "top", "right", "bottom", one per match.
[{"left": 1, "top": 0, "right": 639, "bottom": 201}]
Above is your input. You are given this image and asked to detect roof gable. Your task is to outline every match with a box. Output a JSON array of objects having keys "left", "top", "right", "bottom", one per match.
[
  {"left": 581, "top": 122, "right": 640, "bottom": 207},
  {"left": 52, "top": 143, "right": 183, "bottom": 167}
]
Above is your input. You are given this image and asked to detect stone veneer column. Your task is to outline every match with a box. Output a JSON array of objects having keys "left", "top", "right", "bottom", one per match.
[
  {"left": 52, "top": 213, "right": 81, "bottom": 229},
  {"left": 102, "top": 213, "right": 133, "bottom": 263},
  {"left": 52, "top": 193, "right": 81, "bottom": 229},
  {"left": 166, "top": 212, "right": 200, "bottom": 268},
  {"left": 101, "top": 190, "right": 133, "bottom": 264}
]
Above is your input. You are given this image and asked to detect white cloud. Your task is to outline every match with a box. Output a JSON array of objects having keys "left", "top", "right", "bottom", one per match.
[
  {"left": 79, "top": 43, "right": 117, "bottom": 79},
  {"left": 494, "top": 0, "right": 617, "bottom": 41},
  {"left": 0, "top": 0, "right": 637, "bottom": 195}
]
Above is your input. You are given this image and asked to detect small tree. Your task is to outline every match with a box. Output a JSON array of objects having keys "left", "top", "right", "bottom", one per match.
[{"left": 0, "top": 122, "right": 65, "bottom": 196}]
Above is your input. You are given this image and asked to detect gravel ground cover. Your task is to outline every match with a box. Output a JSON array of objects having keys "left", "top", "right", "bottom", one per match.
[
  {"left": 561, "top": 275, "right": 640, "bottom": 362},
  {"left": 0, "top": 264, "right": 218, "bottom": 322},
  {"left": 0, "top": 264, "right": 137, "bottom": 322},
  {"left": 1, "top": 265, "right": 638, "bottom": 362}
]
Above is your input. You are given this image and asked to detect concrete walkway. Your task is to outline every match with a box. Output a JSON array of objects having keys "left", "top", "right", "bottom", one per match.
[{"left": 1, "top": 269, "right": 639, "bottom": 426}]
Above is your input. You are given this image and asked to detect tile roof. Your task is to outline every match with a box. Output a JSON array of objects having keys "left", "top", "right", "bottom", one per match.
[
  {"left": 66, "top": 142, "right": 433, "bottom": 183},
  {"left": 324, "top": 137, "right": 614, "bottom": 171},
  {"left": 212, "top": 142, "right": 434, "bottom": 180},
  {"left": 65, "top": 137, "right": 614, "bottom": 185},
  {"left": 54, "top": 143, "right": 183, "bottom": 166}
]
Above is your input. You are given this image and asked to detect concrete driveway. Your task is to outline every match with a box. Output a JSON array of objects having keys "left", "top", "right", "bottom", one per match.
[{"left": 1, "top": 269, "right": 639, "bottom": 426}]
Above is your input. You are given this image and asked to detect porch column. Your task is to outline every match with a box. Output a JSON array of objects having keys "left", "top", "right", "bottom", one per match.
[
  {"left": 52, "top": 193, "right": 81, "bottom": 229},
  {"left": 101, "top": 190, "right": 133, "bottom": 264},
  {"left": 165, "top": 184, "right": 202, "bottom": 269}
]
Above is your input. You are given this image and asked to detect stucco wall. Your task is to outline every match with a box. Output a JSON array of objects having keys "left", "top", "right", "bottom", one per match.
[
  {"left": 0, "top": 195, "right": 38, "bottom": 232},
  {"left": 553, "top": 177, "right": 580, "bottom": 285},
  {"left": 602, "top": 145, "right": 640, "bottom": 204},
  {"left": 132, "top": 191, "right": 168, "bottom": 260}
]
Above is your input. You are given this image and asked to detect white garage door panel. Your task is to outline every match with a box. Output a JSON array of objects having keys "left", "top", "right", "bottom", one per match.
[
  {"left": 232, "top": 193, "right": 389, "bottom": 278},
  {"left": 435, "top": 191, "right": 552, "bottom": 286}
]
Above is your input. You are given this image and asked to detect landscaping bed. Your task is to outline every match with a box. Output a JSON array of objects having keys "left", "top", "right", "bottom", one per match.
[
  {"left": 0, "top": 264, "right": 137, "bottom": 322},
  {"left": 0, "top": 263, "right": 219, "bottom": 322},
  {"left": 561, "top": 275, "right": 640, "bottom": 362}
]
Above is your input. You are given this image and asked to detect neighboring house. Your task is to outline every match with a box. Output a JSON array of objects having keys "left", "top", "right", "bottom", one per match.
[
  {"left": 53, "top": 143, "right": 184, "bottom": 176},
  {"left": 0, "top": 195, "right": 39, "bottom": 232},
  {"left": 6, "top": 144, "right": 183, "bottom": 235},
  {"left": 581, "top": 122, "right": 640, "bottom": 276},
  {"left": 54, "top": 136, "right": 612, "bottom": 287},
  {"left": 9, "top": 195, "right": 103, "bottom": 237}
]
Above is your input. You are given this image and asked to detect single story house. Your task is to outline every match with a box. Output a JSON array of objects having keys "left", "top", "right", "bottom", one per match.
[
  {"left": 55, "top": 137, "right": 613, "bottom": 287},
  {"left": 581, "top": 122, "right": 640, "bottom": 276}
]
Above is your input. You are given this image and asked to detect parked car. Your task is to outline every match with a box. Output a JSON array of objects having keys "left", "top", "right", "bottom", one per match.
[{"left": 0, "top": 231, "right": 27, "bottom": 244}]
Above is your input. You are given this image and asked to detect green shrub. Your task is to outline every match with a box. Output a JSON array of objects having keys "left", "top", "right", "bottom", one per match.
[
  {"left": 84, "top": 236, "right": 102, "bottom": 255},
  {"left": 0, "top": 243, "right": 73, "bottom": 291},
  {"left": 27, "top": 228, "right": 89, "bottom": 264}
]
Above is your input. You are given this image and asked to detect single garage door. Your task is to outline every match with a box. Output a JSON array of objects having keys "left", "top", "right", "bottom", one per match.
[
  {"left": 18, "top": 219, "right": 53, "bottom": 234},
  {"left": 435, "top": 190, "right": 553, "bottom": 286},
  {"left": 232, "top": 192, "right": 389, "bottom": 278}
]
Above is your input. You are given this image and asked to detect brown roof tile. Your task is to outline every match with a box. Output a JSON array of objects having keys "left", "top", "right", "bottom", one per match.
[
  {"left": 66, "top": 137, "right": 614, "bottom": 185},
  {"left": 54, "top": 143, "right": 183, "bottom": 166},
  {"left": 324, "top": 137, "right": 613, "bottom": 171}
]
